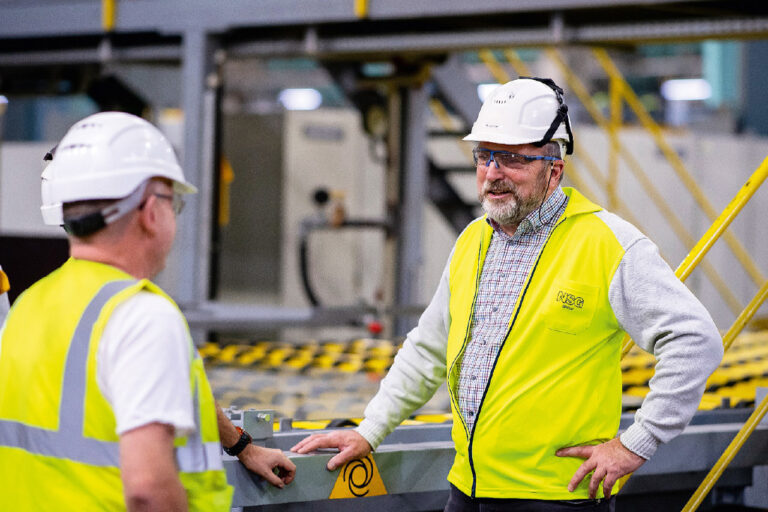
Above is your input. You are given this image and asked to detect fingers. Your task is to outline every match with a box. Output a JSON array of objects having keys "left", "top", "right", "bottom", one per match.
[
  {"left": 603, "top": 474, "right": 616, "bottom": 499},
  {"left": 567, "top": 459, "right": 596, "bottom": 492},
  {"left": 260, "top": 466, "right": 286, "bottom": 488},
  {"left": 291, "top": 433, "right": 339, "bottom": 454},
  {"left": 588, "top": 467, "right": 607, "bottom": 499},
  {"left": 555, "top": 445, "right": 594, "bottom": 459},
  {"left": 277, "top": 460, "right": 296, "bottom": 485}
]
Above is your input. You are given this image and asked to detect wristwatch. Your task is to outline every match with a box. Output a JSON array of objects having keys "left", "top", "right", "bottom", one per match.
[{"left": 223, "top": 426, "right": 252, "bottom": 456}]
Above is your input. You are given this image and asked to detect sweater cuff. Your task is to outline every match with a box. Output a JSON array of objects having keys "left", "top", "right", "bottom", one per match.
[
  {"left": 620, "top": 423, "right": 660, "bottom": 460},
  {"left": 355, "top": 419, "right": 390, "bottom": 451}
]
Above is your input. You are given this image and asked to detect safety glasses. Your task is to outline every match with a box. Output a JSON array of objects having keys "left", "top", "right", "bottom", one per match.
[
  {"left": 472, "top": 147, "right": 559, "bottom": 170},
  {"left": 151, "top": 193, "right": 185, "bottom": 215}
]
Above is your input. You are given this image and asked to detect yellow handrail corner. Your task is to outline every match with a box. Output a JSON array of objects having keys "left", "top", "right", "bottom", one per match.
[
  {"left": 102, "top": 0, "right": 116, "bottom": 32},
  {"left": 478, "top": 49, "right": 513, "bottom": 84},
  {"left": 354, "top": 0, "right": 369, "bottom": 19},
  {"left": 722, "top": 280, "right": 768, "bottom": 353},
  {"left": 502, "top": 49, "right": 531, "bottom": 76},
  {"left": 592, "top": 47, "right": 766, "bottom": 288}
]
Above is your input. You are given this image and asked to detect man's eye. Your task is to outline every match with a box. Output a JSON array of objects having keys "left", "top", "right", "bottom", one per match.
[{"left": 499, "top": 154, "right": 526, "bottom": 166}]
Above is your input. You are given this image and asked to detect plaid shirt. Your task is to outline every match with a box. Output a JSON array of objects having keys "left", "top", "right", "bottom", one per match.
[{"left": 458, "top": 187, "right": 568, "bottom": 432}]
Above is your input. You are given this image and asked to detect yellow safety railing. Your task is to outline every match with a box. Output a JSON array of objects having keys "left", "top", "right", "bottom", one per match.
[
  {"left": 544, "top": 48, "right": 742, "bottom": 316},
  {"left": 683, "top": 394, "right": 768, "bottom": 511},
  {"left": 682, "top": 278, "right": 768, "bottom": 511},
  {"left": 622, "top": 155, "right": 768, "bottom": 356},
  {"left": 487, "top": 47, "right": 742, "bottom": 315},
  {"left": 428, "top": 98, "right": 475, "bottom": 163},
  {"left": 592, "top": 47, "right": 766, "bottom": 288}
]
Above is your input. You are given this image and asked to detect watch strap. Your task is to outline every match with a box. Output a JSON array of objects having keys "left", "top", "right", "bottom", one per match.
[{"left": 223, "top": 426, "right": 252, "bottom": 456}]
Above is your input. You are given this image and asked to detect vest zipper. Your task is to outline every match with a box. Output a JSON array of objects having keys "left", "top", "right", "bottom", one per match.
[
  {"left": 447, "top": 240, "right": 485, "bottom": 441},
  {"left": 467, "top": 217, "right": 566, "bottom": 498}
]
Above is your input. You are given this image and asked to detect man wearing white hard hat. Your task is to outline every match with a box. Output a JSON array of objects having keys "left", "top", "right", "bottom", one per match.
[
  {"left": 293, "top": 78, "right": 722, "bottom": 510},
  {"left": 0, "top": 112, "right": 294, "bottom": 510}
]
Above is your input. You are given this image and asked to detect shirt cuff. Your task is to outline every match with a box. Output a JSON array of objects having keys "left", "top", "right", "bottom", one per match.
[
  {"left": 355, "top": 418, "right": 390, "bottom": 451},
  {"left": 620, "top": 423, "right": 660, "bottom": 460}
]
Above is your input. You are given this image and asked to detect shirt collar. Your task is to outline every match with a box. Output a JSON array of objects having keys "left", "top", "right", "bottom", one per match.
[{"left": 486, "top": 186, "right": 567, "bottom": 237}]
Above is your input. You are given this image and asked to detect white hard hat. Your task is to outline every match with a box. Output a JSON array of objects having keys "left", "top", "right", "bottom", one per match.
[
  {"left": 464, "top": 77, "right": 574, "bottom": 155},
  {"left": 41, "top": 111, "right": 197, "bottom": 226}
]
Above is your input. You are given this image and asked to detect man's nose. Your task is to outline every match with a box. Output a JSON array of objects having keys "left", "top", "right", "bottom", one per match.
[{"left": 485, "top": 158, "right": 505, "bottom": 179}]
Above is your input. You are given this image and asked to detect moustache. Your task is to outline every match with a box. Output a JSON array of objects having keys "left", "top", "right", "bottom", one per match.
[{"left": 482, "top": 180, "right": 517, "bottom": 196}]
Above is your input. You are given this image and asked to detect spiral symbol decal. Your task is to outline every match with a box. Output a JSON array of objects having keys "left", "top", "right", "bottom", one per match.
[{"left": 342, "top": 456, "right": 374, "bottom": 497}]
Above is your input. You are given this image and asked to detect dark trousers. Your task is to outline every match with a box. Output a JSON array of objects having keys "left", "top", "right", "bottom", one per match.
[{"left": 444, "top": 484, "right": 616, "bottom": 512}]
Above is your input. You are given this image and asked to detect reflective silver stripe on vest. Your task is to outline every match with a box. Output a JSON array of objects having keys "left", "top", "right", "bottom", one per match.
[
  {"left": 177, "top": 442, "right": 224, "bottom": 472},
  {"left": 176, "top": 374, "right": 224, "bottom": 472},
  {"left": 0, "top": 279, "right": 133, "bottom": 466}
]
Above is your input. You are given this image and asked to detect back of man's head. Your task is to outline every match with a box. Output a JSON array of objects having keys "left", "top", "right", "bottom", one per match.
[{"left": 41, "top": 111, "right": 197, "bottom": 239}]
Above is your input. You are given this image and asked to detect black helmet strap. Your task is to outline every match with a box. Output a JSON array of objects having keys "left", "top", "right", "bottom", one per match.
[{"left": 520, "top": 76, "right": 574, "bottom": 155}]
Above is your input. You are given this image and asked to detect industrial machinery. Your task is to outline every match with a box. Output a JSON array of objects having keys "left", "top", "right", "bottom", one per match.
[{"left": 224, "top": 406, "right": 768, "bottom": 511}]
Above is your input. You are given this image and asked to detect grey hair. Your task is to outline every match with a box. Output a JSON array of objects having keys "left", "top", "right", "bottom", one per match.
[{"left": 544, "top": 141, "right": 562, "bottom": 159}]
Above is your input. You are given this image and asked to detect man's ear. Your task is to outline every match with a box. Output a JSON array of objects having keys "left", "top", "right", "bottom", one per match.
[
  {"left": 136, "top": 195, "right": 159, "bottom": 236},
  {"left": 552, "top": 160, "right": 565, "bottom": 185}
]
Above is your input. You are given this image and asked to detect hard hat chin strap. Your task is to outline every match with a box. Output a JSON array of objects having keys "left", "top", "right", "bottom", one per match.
[
  {"left": 63, "top": 181, "right": 148, "bottom": 237},
  {"left": 520, "top": 76, "right": 574, "bottom": 155}
]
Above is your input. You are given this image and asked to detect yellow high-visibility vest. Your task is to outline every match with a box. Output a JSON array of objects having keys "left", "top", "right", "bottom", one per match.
[
  {"left": 446, "top": 188, "right": 625, "bottom": 500},
  {"left": 0, "top": 258, "right": 233, "bottom": 510}
]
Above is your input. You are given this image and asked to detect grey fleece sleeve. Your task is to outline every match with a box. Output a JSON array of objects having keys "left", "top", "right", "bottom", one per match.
[
  {"left": 602, "top": 212, "right": 723, "bottom": 459},
  {"left": 356, "top": 255, "right": 452, "bottom": 449}
]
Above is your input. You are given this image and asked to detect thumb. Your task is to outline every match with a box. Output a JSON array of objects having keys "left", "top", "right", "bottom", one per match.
[
  {"left": 556, "top": 445, "right": 594, "bottom": 459},
  {"left": 261, "top": 467, "right": 285, "bottom": 488}
]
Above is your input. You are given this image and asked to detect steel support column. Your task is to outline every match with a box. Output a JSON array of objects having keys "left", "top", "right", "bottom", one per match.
[
  {"left": 162, "top": 29, "right": 217, "bottom": 335},
  {"left": 394, "top": 84, "right": 429, "bottom": 335}
]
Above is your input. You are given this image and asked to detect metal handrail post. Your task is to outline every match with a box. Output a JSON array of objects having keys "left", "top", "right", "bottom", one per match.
[
  {"left": 608, "top": 77, "right": 621, "bottom": 211},
  {"left": 722, "top": 279, "right": 768, "bottom": 353},
  {"left": 679, "top": 280, "right": 768, "bottom": 510},
  {"left": 592, "top": 47, "right": 766, "bottom": 287}
]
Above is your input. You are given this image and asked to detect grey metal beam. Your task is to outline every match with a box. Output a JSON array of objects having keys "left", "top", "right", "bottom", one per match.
[
  {"left": 394, "top": 84, "right": 429, "bottom": 336},
  {"left": 226, "top": 18, "right": 768, "bottom": 59},
  {"left": 227, "top": 441, "right": 455, "bottom": 508},
  {"left": 574, "top": 17, "right": 768, "bottom": 43},
  {"left": 432, "top": 54, "right": 482, "bottom": 127},
  {"left": 5, "top": 15, "right": 767, "bottom": 67},
  {"left": 0, "top": 0, "right": 358, "bottom": 37},
  {"left": 0, "top": 1, "right": 760, "bottom": 40},
  {"left": 0, "top": 46, "right": 181, "bottom": 66},
  {"left": 223, "top": 420, "right": 768, "bottom": 508},
  {"left": 183, "top": 302, "right": 374, "bottom": 332},
  {"left": 365, "top": 0, "right": 706, "bottom": 19}
]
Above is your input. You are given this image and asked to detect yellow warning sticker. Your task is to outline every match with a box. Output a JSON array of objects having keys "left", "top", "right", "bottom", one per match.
[{"left": 329, "top": 455, "right": 387, "bottom": 499}]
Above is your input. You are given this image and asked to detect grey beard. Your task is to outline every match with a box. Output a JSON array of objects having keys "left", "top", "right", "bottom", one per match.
[{"left": 479, "top": 186, "right": 543, "bottom": 227}]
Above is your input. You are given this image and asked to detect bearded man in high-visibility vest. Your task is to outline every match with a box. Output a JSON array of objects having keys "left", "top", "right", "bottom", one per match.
[
  {"left": 292, "top": 78, "right": 723, "bottom": 511},
  {"left": 0, "top": 112, "right": 295, "bottom": 510}
]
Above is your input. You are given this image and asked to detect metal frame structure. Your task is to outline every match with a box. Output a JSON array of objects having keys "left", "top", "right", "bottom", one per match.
[
  {"left": 2, "top": 1, "right": 767, "bottom": 330},
  {"left": 223, "top": 408, "right": 768, "bottom": 510},
  {"left": 3, "top": 1, "right": 768, "bottom": 509}
]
